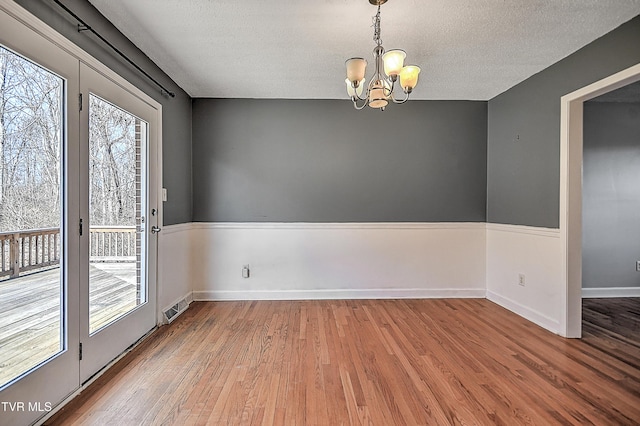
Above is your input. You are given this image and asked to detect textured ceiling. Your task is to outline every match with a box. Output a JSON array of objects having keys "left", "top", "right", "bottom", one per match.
[{"left": 87, "top": 0, "right": 640, "bottom": 100}]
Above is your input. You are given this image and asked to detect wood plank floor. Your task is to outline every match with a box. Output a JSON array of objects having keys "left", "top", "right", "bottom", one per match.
[
  {"left": 44, "top": 298, "right": 640, "bottom": 425},
  {"left": 0, "top": 263, "right": 137, "bottom": 386}
]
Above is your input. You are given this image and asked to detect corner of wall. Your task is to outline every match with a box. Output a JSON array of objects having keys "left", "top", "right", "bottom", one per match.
[
  {"left": 157, "top": 223, "right": 195, "bottom": 322},
  {"left": 485, "top": 223, "right": 563, "bottom": 334}
]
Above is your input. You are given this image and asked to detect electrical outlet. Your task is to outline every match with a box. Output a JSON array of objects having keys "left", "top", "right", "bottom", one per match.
[
  {"left": 242, "top": 265, "right": 250, "bottom": 279},
  {"left": 636, "top": 261, "right": 640, "bottom": 272},
  {"left": 518, "top": 273, "right": 526, "bottom": 287}
]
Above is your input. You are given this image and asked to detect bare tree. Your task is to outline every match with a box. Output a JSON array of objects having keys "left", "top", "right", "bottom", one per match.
[
  {"left": 0, "top": 46, "right": 62, "bottom": 231},
  {"left": 0, "top": 46, "right": 138, "bottom": 233},
  {"left": 89, "top": 95, "right": 137, "bottom": 227}
]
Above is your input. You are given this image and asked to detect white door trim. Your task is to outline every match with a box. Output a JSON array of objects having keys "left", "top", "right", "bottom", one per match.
[{"left": 559, "top": 62, "right": 640, "bottom": 337}]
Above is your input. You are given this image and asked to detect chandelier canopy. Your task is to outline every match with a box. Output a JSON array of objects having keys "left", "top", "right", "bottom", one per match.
[{"left": 344, "top": 0, "right": 420, "bottom": 111}]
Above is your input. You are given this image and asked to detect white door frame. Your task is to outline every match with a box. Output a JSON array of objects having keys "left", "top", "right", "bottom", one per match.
[{"left": 559, "top": 63, "right": 640, "bottom": 338}]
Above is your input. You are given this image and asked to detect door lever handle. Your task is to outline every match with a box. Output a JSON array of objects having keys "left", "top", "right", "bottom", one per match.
[{"left": 151, "top": 226, "right": 161, "bottom": 234}]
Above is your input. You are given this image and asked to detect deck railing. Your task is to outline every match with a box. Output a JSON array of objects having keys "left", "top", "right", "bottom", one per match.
[
  {"left": 0, "top": 226, "right": 136, "bottom": 279},
  {"left": 0, "top": 228, "right": 60, "bottom": 278},
  {"left": 89, "top": 226, "right": 136, "bottom": 262}
]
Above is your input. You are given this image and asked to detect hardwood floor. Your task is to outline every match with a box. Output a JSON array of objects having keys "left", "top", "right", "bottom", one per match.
[{"left": 45, "top": 298, "right": 640, "bottom": 425}]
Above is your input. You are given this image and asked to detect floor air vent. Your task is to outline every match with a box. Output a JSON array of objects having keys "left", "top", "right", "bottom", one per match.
[{"left": 163, "top": 294, "right": 192, "bottom": 324}]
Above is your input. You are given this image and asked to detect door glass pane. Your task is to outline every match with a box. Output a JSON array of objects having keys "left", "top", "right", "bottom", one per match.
[
  {"left": 0, "top": 46, "right": 64, "bottom": 387},
  {"left": 88, "top": 94, "right": 146, "bottom": 334}
]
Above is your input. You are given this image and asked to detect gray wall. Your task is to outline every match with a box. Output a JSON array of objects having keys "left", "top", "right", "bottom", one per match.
[
  {"left": 582, "top": 101, "right": 640, "bottom": 289},
  {"left": 13, "top": 0, "right": 193, "bottom": 225},
  {"left": 192, "top": 99, "right": 487, "bottom": 222},
  {"left": 487, "top": 15, "right": 640, "bottom": 228}
]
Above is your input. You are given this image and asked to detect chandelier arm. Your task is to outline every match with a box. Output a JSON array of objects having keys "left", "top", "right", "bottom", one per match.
[
  {"left": 390, "top": 89, "right": 410, "bottom": 104},
  {"left": 350, "top": 86, "right": 370, "bottom": 102},
  {"left": 351, "top": 97, "right": 369, "bottom": 110},
  {"left": 384, "top": 77, "right": 395, "bottom": 94}
]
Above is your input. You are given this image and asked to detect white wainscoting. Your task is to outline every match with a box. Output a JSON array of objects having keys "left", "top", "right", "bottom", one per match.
[
  {"left": 157, "top": 223, "right": 194, "bottom": 324},
  {"left": 158, "top": 221, "right": 578, "bottom": 336},
  {"left": 486, "top": 223, "right": 563, "bottom": 334},
  {"left": 191, "top": 223, "right": 486, "bottom": 301}
]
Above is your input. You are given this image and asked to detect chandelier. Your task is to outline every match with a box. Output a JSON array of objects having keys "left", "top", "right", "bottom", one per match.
[{"left": 344, "top": 0, "right": 421, "bottom": 111}]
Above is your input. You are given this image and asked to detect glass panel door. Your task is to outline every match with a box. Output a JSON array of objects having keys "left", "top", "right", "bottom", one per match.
[
  {"left": 0, "top": 8, "right": 80, "bottom": 426},
  {"left": 79, "top": 62, "right": 157, "bottom": 383}
]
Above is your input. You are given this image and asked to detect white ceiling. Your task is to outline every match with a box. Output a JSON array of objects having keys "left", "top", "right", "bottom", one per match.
[{"left": 87, "top": 0, "right": 640, "bottom": 100}]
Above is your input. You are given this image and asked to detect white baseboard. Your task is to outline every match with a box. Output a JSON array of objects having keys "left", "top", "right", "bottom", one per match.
[
  {"left": 193, "top": 288, "right": 486, "bottom": 301},
  {"left": 486, "top": 290, "right": 560, "bottom": 335},
  {"left": 582, "top": 287, "right": 640, "bottom": 298}
]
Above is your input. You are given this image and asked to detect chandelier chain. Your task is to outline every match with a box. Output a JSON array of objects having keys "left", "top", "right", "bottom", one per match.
[{"left": 372, "top": 4, "right": 382, "bottom": 46}]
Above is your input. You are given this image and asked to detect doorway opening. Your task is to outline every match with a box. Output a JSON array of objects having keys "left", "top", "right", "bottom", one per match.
[
  {"left": 560, "top": 63, "right": 640, "bottom": 337},
  {"left": 580, "top": 82, "right": 640, "bottom": 345}
]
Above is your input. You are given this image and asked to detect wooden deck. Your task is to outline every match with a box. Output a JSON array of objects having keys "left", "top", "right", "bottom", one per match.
[{"left": 0, "top": 263, "right": 137, "bottom": 386}]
